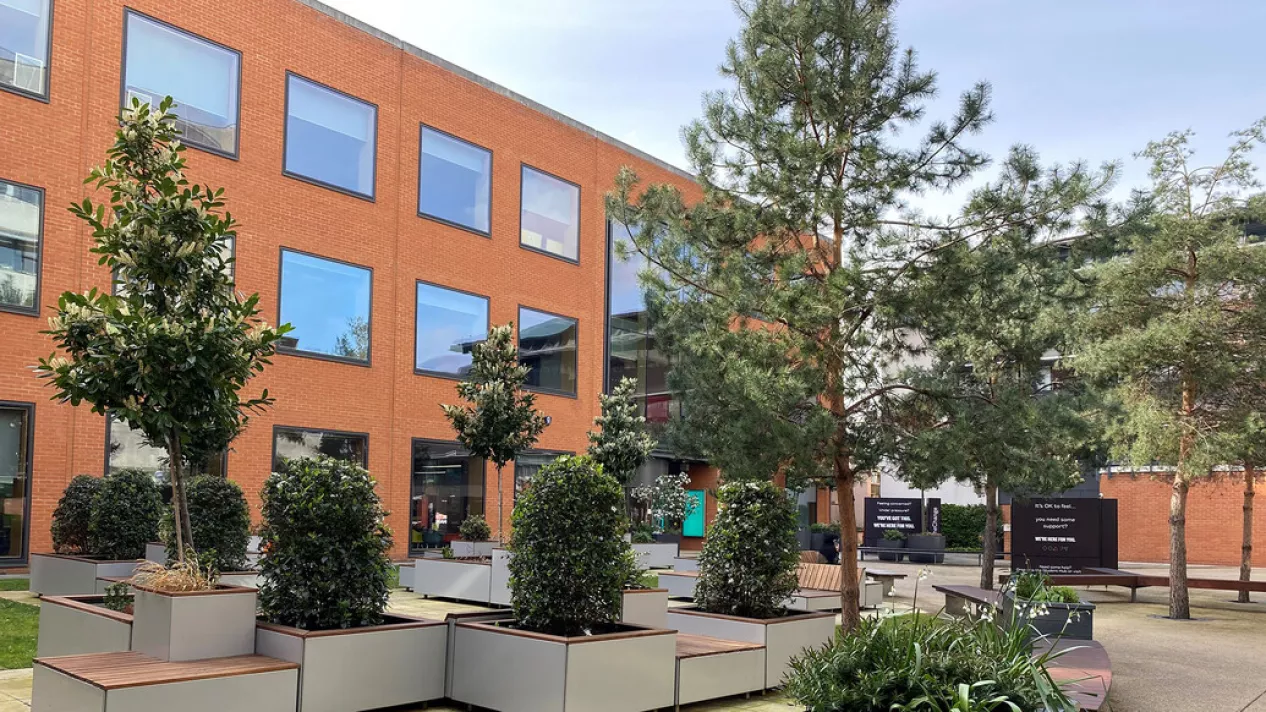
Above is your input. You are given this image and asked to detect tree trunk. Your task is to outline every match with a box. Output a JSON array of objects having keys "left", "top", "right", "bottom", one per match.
[
  {"left": 834, "top": 453, "right": 861, "bottom": 632},
  {"left": 496, "top": 463, "right": 504, "bottom": 541},
  {"left": 1169, "top": 474, "right": 1190, "bottom": 619},
  {"left": 167, "top": 435, "right": 194, "bottom": 564},
  {"left": 980, "top": 479, "right": 999, "bottom": 590},
  {"left": 1240, "top": 464, "right": 1255, "bottom": 604}
]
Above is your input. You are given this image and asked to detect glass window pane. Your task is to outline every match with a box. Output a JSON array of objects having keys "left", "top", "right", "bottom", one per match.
[
  {"left": 272, "top": 427, "right": 367, "bottom": 472},
  {"left": 520, "top": 166, "right": 579, "bottom": 261},
  {"left": 513, "top": 452, "right": 560, "bottom": 502},
  {"left": 107, "top": 415, "right": 224, "bottom": 480},
  {"left": 0, "top": 0, "right": 50, "bottom": 97},
  {"left": 279, "top": 249, "right": 372, "bottom": 363},
  {"left": 410, "top": 441, "right": 484, "bottom": 552},
  {"left": 284, "top": 74, "right": 376, "bottom": 198},
  {"left": 0, "top": 180, "right": 41, "bottom": 312},
  {"left": 608, "top": 220, "right": 648, "bottom": 323},
  {"left": 123, "top": 13, "right": 240, "bottom": 156},
  {"left": 518, "top": 307, "right": 577, "bottom": 395},
  {"left": 0, "top": 404, "right": 30, "bottom": 561},
  {"left": 415, "top": 282, "right": 487, "bottom": 377},
  {"left": 419, "top": 127, "right": 491, "bottom": 234}
]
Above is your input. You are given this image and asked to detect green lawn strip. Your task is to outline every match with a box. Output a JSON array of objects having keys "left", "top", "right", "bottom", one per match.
[
  {"left": 0, "top": 578, "right": 30, "bottom": 592},
  {"left": 0, "top": 598, "right": 39, "bottom": 669},
  {"left": 639, "top": 572, "right": 659, "bottom": 589}
]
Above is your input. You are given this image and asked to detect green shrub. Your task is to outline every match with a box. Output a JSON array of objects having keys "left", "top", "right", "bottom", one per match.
[
  {"left": 1045, "top": 586, "right": 1080, "bottom": 604},
  {"left": 809, "top": 522, "right": 840, "bottom": 534},
  {"left": 258, "top": 457, "right": 393, "bottom": 630},
  {"left": 102, "top": 581, "right": 132, "bottom": 612},
  {"left": 458, "top": 513, "right": 491, "bottom": 542},
  {"left": 163, "top": 475, "right": 250, "bottom": 572},
  {"left": 940, "top": 504, "right": 1004, "bottom": 551},
  {"left": 51, "top": 475, "right": 102, "bottom": 555},
  {"left": 785, "top": 614, "right": 1075, "bottom": 712},
  {"left": 882, "top": 528, "right": 907, "bottom": 541},
  {"left": 509, "top": 455, "right": 629, "bottom": 636},
  {"left": 1011, "top": 569, "right": 1051, "bottom": 600},
  {"left": 629, "top": 522, "right": 655, "bottom": 544},
  {"left": 441, "top": 546, "right": 455, "bottom": 560},
  {"left": 695, "top": 481, "right": 799, "bottom": 619},
  {"left": 88, "top": 469, "right": 162, "bottom": 560}
]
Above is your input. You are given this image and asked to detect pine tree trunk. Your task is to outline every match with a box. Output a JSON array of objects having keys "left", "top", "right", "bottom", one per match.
[
  {"left": 835, "top": 453, "right": 861, "bottom": 632},
  {"left": 1169, "top": 474, "right": 1190, "bottom": 619},
  {"left": 1240, "top": 464, "right": 1255, "bottom": 604},
  {"left": 980, "top": 479, "right": 999, "bottom": 590}
]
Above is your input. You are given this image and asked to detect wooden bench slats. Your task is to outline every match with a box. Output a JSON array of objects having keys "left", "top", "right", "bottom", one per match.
[
  {"left": 675, "top": 633, "right": 764, "bottom": 659},
  {"left": 35, "top": 652, "right": 298, "bottom": 690},
  {"left": 932, "top": 584, "right": 1001, "bottom": 607},
  {"left": 796, "top": 563, "right": 868, "bottom": 593}
]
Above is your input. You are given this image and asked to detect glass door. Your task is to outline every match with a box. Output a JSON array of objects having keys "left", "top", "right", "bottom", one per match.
[{"left": 0, "top": 403, "right": 32, "bottom": 564}]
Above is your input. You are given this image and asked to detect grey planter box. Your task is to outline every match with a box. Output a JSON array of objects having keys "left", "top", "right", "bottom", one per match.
[
  {"left": 621, "top": 588, "right": 669, "bottom": 628},
  {"left": 29, "top": 553, "right": 139, "bottom": 596},
  {"left": 676, "top": 637, "right": 766, "bottom": 707},
  {"left": 632, "top": 542, "right": 678, "bottom": 569},
  {"left": 875, "top": 539, "right": 905, "bottom": 562},
  {"left": 907, "top": 534, "right": 945, "bottom": 564},
  {"left": 659, "top": 571, "right": 698, "bottom": 599},
  {"left": 36, "top": 595, "right": 133, "bottom": 657},
  {"left": 450, "top": 621, "right": 676, "bottom": 711},
  {"left": 256, "top": 615, "right": 447, "bottom": 712},
  {"left": 144, "top": 542, "right": 167, "bottom": 566},
  {"left": 450, "top": 540, "right": 498, "bottom": 558},
  {"left": 664, "top": 607, "right": 835, "bottom": 689},
  {"left": 1001, "top": 591, "right": 1096, "bottom": 641},
  {"left": 785, "top": 580, "right": 883, "bottom": 611},
  {"left": 489, "top": 548, "right": 512, "bottom": 606},
  {"left": 131, "top": 584, "right": 258, "bottom": 661},
  {"left": 411, "top": 557, "right": 493, "bottom": 602},
  {"left": 219, "top": 571, "right": 264, "bottom": 589},
  {"left": 671, "top": 556, "right": 699, "bottom": 572}
]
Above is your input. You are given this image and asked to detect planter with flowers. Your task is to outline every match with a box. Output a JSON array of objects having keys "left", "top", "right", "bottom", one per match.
[{"left": 1001, "top": 570, "right": 1096, "bottom": 642}]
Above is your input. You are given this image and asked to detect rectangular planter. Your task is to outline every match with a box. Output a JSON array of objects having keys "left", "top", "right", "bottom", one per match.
[
  {"left": 411, "top": 557, "right": 492, "bottom": 602},
  {"left": 875, "top": 540, "right": 905, "bottom": 562},
  {"left": 671, "top": 556, "right": 699, "bottom": 572},
  {"left": 450, "top": 621, "right": 676, "bottom": 711},
  {"left": 218, "top": 571, "right": 263, "bottom": 589},
  {"left": 256, "top": 615, "right": 447, "bottom": 712},
  {"left": 621, "top": 588, "right": 669, "bottom": 628},
  {"left": 1001, "top": 592, "right": 1096, "bottom": 641},
  {"left": 36, "top": 595, "right": 133, "bottom": 657},
  {"left": 489, "top": 548, "right": 512, "bottom": 606},
  {"left": 450, "top": 540, "right": 498, "bottom": 558},
  {"left": 131, "top": 584, "right": 258, "bottom": 661},
  {"left": 144, "top": 542, "right": 167, "bottom": 566},
  {"left": 29, "top": 553, "right": 139, "bottom": 596},
  {"left": 676, "top": 638, "right": 766, "bottom": 707},
  {"left": 664, "top": 607, "right": 835, "bottom": 689},
  {"left": 660, "top": 571, "right": 698, "bottom": 599},
  {"left": 632, "top": 542, "right": 679, "bottom": 569}
]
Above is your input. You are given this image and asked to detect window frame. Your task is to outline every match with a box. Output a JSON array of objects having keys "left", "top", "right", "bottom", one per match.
[
  {"left": 512, "top": 448, "right": 572, "bottom": 503},
  {"left": 413, "top": 279, "right": 490, "bottom": 382},
  {"left": 408, "top": 437, "right": 488, "bottom": 552},
  {"left": 103, "top": 411, "right": 228, "bottom": 478},
  {"left": 0, "top": 178, "right": 43, "bottom": 317},
  {"left": 518, "top": 163, "right": 581, "bottom": 265},
  {"left": 282, "top": 71, "right": 379, "bottom": 201},
  {"left": 276, "top": 246, "right": 374, "bottom": 367},
  {"left": 0, "top": 0, "right": 53, "bottom": 102},
  {"left": 516, "top": 304, "right": 580, "bottom": 398},
  {"left": 271, "top": 424, "right": 369, "bottom": 472},
  {"left": 0, "top": 400, "right": 34, "bottom": 565},
  {"left": 417, "top": 123, "right": 493, "bottom": 238},
  {"left": 119, "top": 8, "right": 243, "bottom": 160}
]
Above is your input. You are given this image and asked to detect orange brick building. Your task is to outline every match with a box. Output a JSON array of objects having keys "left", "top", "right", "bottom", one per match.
[{"left": 0, "top": 0, "right": 716, "bottom": 566}]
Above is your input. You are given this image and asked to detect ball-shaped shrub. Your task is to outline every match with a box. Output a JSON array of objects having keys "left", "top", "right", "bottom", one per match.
[
  {"left": 88, "top": 469, "right": 163, "bottom": 560},
  {"left": 51, "top": 475, "right": 102, "bottom": 555},
  {"left": 508, "top": 455, "right": 630, "bottom": 636},
  {"left": 258, "top": 457, "right": 393, "bottom": 630},
  {"left": 163, "top": 475, "right": 251, "bottom": 572},
  {"left": 694, "top": 481, "right": 800, "bottom": 619},
  {"left": 459, "top": 513, "right": 492, "bottom": 542}
]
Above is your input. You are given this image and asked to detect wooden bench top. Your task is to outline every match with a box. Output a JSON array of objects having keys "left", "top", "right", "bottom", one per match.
[
  {"left": 863, "top": 568, "right": 907, "bottom": 580},
  {"left": 675, "top": 633, "right": 764, "bottom": 659},
  {"left": 660, "top": 570, "right": 698, "bottom": 578},
  {"left": 797, "top": 563, "right": 869, "bottom": 593},
  {"left": 35, "top": 652, "right": 298, "bottom": 690},
  {"left": 932, "top": 584, "right": 1001, "bottom": 607}
]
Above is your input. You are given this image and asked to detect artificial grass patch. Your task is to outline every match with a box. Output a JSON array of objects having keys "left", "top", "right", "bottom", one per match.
[
  {"left": 639, "top": 571, "right": 660, "bottom": 589},
  {"left": 0, "top": 578, "right": 31, "bottom": 591},
  {"left": 0, "top": 598, "right": 39, "bottom": 669}
]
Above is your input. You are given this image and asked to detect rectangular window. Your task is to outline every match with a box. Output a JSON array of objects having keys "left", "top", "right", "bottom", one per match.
[
  {"left": 520, "top": 165, "right": 579, "bottom": 262},
  {"left": 0, "top": 402, "right": 32, "bottom": 563},
  {"left": 518, "top": 306, "right": 578, "bottom": 395},
  {"left": 107, "top": 414, "right": 225, "bottom": 478},
  {"left": 0, "top": 179, "right": 42, "bottom": 314},
  {"left": 272, "top": 426, "right": 367, "bottom": 472},
  {"left": 415, "top": 282, "right": 488, "bottom": 378},
  {"left": 410, "top": 440, "right": 484, "bottom": 553},
  {"left": 278, "top": 249, "right": 372, "bottom": 364},
  {"left": 606, "top": 219, "right": 677, "bottom": 421},
  {"left": 284, "top": 73, "right": 377, "bottom": 199},
  {"left": 0, "top": 0, "right": 51, "bottom": 99},
  {"left": 122, "top": 11, "right": 241, "bottom": 158},
  {"left": 513, "top": 452, "right": 566, "bottom": 502},
  {"left": 419, "top": 126, "right": 491, "bottom": 235}
]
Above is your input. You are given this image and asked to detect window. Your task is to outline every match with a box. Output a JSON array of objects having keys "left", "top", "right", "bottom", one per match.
[
  {"left": 284, "top": 73, "right": 377, "bottom": 199},
  {"left": 520, "top": 165, "right": 579, "bottom": 261},
  {"left": 606, "top": 220, "right": 675, "bottom": 422},
  {"left": 122, "top": 11, "right": 241, "bottom": 157},
  {"left": 278, "top": 249, "right": 372, "bottom": 364},
  {"left": 106, "top": 414, "right": 225, "bottom": 478},
  {"left": 0, "top": 402, "right": 32, "bottom": 563},
  {"left": 272, "top": 426, "right": 367, "bottom": 472},
  {"left": 518, "top": 306, "right": 578, "bottom": 395},
  {"left": 410, "top": 440, "right": 484, "bottom": 553},
  {"left": 0, "top": 180, "right": 42, "bottom": 314},
  {"left": 415, "top": 282, "right": 488, "bottom": 378},
  {"left": 0, "top": 0, "right": 51, "bottom": 99},
  {"left": 419, "top": 126, "right": 491, "bottom": 234},
  {"left": 513, "top": 452, "right": 566, "bottom": 502}
]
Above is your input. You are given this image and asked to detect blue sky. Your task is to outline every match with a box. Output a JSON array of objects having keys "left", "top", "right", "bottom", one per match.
[{"left": 324, "top": 0, "right": 1266, "bottom": 216}]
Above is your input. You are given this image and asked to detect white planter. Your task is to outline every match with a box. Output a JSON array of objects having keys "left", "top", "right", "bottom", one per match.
[
  {"left": 675, "top": 635, "right": 766, "bottom": 706},
  {"left": 631, "top": 542, "right": 678, "bottom": 569},
  {"left": 659, "top": 571, "right": 698, "bottom": 599},
  {"left": 397, "top": 560, "right": 414, "bottom": 590},
  {"left": 665, "top": 608, "right": 835, "bottom": 689},
  {"left": 449, "top": 540, "right": 498, "bottom": 557},
  {"left": 144, "top": 542, "right": 167, "bottom": 565},
  {"left": 672, "top": 556, "right": 699, "bottom": 572},
  {"left": 489, "top": 549, "right": 512, "bottom": 606},
  {"left": 620, "top": 588, "right": 668, "bottom": 628},
  {"left": 411, "top": 557, "right": 493, "bottom": 602},
  {"left": 256, "top": 615, "right": 447, "bottom": 712},
  {"left": 786, "top": 581, "right": 883, "bottom": 611},
  {"left": 451, "top": 621, "right": 676, "bottom": 711},
  {"left": 218, "top": 572, "right": 264, "bottom": 589},
  {"left": 131, "top": 585, "right": 258, "bottom": 661},
  {"left": 30, "top": 553, "right": 139, "bottom": 596},
  {"left": 36, "top": 595, "right": 133, "bottom": 657}
]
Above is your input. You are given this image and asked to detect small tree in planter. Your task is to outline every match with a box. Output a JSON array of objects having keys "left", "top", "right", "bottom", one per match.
[
  {"left": 459, "top": 514, "right": 492, "bottom": 543},
  {"left": 51, "top": 475, "right": 101, "bottom": 555},
  {"left": 588, "top": 376, "right": 656, "bottom": 516},
  {"left": 162, "top": 475, "right": 251, "bottom": 572},
  {"left": 693, "top": 481, "right": 800, "bottom": 619}
]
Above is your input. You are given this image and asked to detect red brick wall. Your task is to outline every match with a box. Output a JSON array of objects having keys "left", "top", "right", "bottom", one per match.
[{"left": 0, "top": 0, "right": 700, "bottom": 562}]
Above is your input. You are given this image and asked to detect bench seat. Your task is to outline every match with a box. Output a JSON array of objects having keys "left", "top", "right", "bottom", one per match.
[
  {"left": 933, "top": 584, "right": 1000, "bottom": 618},
  {"left": 674, "top": 634, "right": 766, "bottom": 709}
]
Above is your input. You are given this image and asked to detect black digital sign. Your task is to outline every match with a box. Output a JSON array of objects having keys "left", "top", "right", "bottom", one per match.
[
  {"left": 1010, "top": 498, "right": 1118, "bottom": 574},
  {"left": 863, "top": 497, "right": 941, "bottom": 547}
]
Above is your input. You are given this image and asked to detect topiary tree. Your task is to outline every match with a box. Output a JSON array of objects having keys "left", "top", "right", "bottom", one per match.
[
  {"left": 694, "top": 481, "right": 799, "bottom": 619},
  {"left": 258, "top": 456, "right": 393, "bottom": 630},
  {"left": 458, "top": 513, "right": 492, "bottom": 543},
  {"left": 508, "top": 455, "right": 630, "bottom": 636},
  {"left": 163, "top": 475, "right": 250, "bottom": 572},
  {"left": 51, "top": 475, "right": 102, "bottom": 555},
  {"left": 588, "top": 376, "right": 656, "bottom": 488},
  {"left": 88, "top": 469, "right": 162, "bottom": 560}
]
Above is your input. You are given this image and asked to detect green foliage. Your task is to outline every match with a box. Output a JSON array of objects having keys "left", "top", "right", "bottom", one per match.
[
  {"left": 587, "top": 376, "right": 656, "bottom": 486},
  {"left": 51, "top": 475, "right": 101, "bottom": 555},
  {"left": 695, "top": 482, "right": 799, "bottom": 619},
  {"left": 458, "top": 513, "right": 491, "bottom": 542},
  {"left": 1010, "top": 571, "right": 1080, "bottom": 604},
  {"left": 258, "top": 457, "right": 393, "bottom": 631},
  {"left": 163, "top": 475, "right": 250, "bottom": 571},
  {"left": 785, "top": 614, "right": 1075, "bottom": 712},
  {"left": 809, "top": 522, "right": 840, "bottom": 534},
  {"left": 882, "top": 529, "right": 907, "bottom": 542},
  {"left": 103, "top": 582, "right": 133, "bottom": 612},
  {"left": 629, "top": 523, "right": 655, "bottom": 544},
  {"left": 508, "top": 456, "right": 630, "bottom": 636},
  {"left": 0, "top": 599, "right": 39, "bottom": 670},
  {"left": 88, "top": 469, "right": 162, "bottom": 560},
  {"left": 441, "top": 546, "right": 455, "bottom": 560},
  {"left": 941, "top": 504, "right": 989, "bottom": 549},
  {"left": 631, "top": 473, "right": 699, "bottom": 533}
]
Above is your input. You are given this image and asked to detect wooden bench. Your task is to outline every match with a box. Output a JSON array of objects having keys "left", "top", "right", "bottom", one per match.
[
  {"left": 1003, "top": 567, "right": 1266, "bottom": 602},
  {"left": 933, "top": 584, "right": 1001, "bottom": 618},
  {"left": 674, "top": 634, "right": 766, "bottom": 710},
  {"left": 1037, "top": 639, "right": 1112, "bottom": 711},
  {"left": 791, "top": 564, "right": 883, "bottom": 610},
  {"left": 863, "top": 567, "right": 906, "bottom": 596}
]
